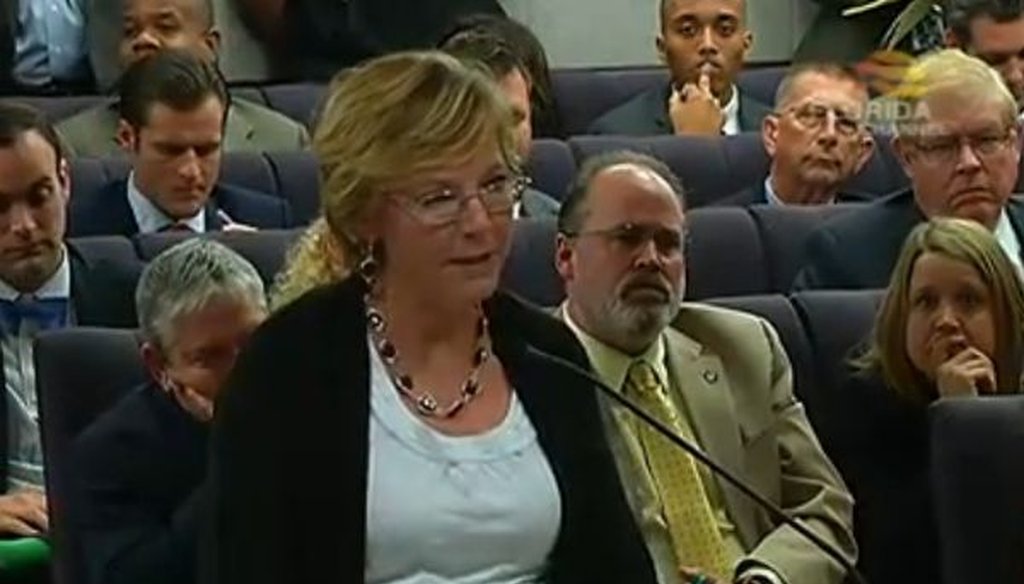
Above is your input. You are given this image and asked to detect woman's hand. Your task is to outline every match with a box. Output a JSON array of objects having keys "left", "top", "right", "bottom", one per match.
[{"left": 935, "top": 346, "right": 997, "bottom": 398}]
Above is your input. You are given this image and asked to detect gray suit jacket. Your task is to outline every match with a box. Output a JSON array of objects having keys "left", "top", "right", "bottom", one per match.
[
  {"left": 588, "top": 83, "right": 772, "bottom": 136},
  {"left": 56, "top": 97, "right": 309, "bottom": 158}
]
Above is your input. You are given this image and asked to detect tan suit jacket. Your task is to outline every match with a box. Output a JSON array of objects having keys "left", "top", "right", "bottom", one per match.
[
  {"left": 661, "top": 303, "right": 856, "bottom": 584},
  {"left": 561, "top": 301, "right": 856, "bottom": 584},
  {"left": 55, "top": 97, "right": 309, "bottom": 158}
]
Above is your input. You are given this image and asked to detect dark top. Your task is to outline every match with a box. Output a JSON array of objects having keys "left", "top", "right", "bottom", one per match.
[
  {"left": 70, "top": 383, "right": 207, "bottom": 584},
  {"left": 716, "top": 178, "right": 874, "bottom": 207},
  {"left": 284, "top": 0, "right": 505, "bottom": 80},
  {"left": 0, "top": 241, "right": 140, "bottom": 491},
  {"left": 201, "top": 276, "right": 656, "bottom": 584},
  {"left": 793, "top": 189, "right": 1024, "bottom": 290},
  {"left": 0, "top": 0, "right": 12, "bottom": 93},
  {"left": 818, "top": 368, "right": 937, "bottom": 584},
  {"left": 587, "top": 83, "right": 772, "bottom": 136},
  {"left": 68, "top": 179, "right": 294, "bottom": 238}
]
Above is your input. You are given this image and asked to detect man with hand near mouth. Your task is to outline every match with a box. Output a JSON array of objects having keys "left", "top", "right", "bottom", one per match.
[
  {"left": 589, "top": 0, "right": 770, "bottom": 136},
  {"left": 554, "top": 150, "right": 856, "bottom": 584},
  {"left": 67, "top": 49, "right": 293, "bottom": 238},
  {"left": 794, "top": 49, "right": 1024, "bottom": 290},
  {"left": 718, "top": 63, "right": 876, "bottom": 207}
]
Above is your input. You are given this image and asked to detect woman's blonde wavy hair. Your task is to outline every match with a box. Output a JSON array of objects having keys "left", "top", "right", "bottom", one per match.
[
  {"left": 855, "top": 217, "right": 1024, "bottom": 403},
  {"left": 271, "top": 51, "right": 520, "bottom": 309}
]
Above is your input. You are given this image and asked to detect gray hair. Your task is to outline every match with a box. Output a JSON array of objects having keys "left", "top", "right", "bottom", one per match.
[{"left": 136, "top": 238, "right": 267, "bottom": 348}]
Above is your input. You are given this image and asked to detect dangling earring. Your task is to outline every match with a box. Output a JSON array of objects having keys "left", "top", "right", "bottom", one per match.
[{"left": 357, "top": 241, "right": 380, "bottom": 287}]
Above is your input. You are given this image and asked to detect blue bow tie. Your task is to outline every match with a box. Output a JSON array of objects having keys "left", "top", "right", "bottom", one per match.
[{"left": 0, "top": 297, "right": 70, "bottom": 334}]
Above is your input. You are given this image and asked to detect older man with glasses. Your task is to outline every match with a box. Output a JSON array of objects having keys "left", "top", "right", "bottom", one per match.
[
  {"left": 794, "top": 49, "right": 1024, "bottom": 290},
  {"left": 719, "top": 63, "right": 876, "bottom": 207}
]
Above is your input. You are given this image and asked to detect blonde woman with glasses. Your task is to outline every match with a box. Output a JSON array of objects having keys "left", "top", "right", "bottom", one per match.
[{"left": 202, "top": 51, "right": 657, "bottom": 584}]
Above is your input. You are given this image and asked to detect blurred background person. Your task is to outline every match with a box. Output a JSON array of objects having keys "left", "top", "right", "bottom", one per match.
[
  {"left": 70, "top": 238, "right": 267, "bottom": 584},
  {"left": 203, "top": 51, "right": 657, "bottom": 584}
]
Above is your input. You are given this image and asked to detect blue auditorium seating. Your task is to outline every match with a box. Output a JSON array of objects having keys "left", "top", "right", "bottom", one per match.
[
  {"left": 569, "top": 134, "right": 771, "bottom": 208},
  {"left": 527, "top": 139, "right": 576, "bottom": 200},
  {"left": 551, "top": 67, "right": 669, "bottom": 136},
  {"left": 931, "top": 396, "right": 1024, "bottom": 584},
  {"left": 261, "top": 83, "right": 326, "bottom": 129},
  {"left": 132, "top": 230, "right": 303, "bottom": 287},
  {"left": 748, "top": 203, "right": 865, "bottom": 292},
  {"left": 36, "top": 328, "right": 146, "bottom": 584}
]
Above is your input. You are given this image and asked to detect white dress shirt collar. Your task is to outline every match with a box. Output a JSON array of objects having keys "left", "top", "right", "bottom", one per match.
[
  {"left": 561, "top": 305, "right": 669, "bottom": 392},
  {"left": 720, "top": 85, "right": 741, "bottom": 136},
  {"left": 126, "top": 172, "right": 206, "bottom": 234},
  {"left": 994, "top": 209, "right": 1023, "bottom": 274}
]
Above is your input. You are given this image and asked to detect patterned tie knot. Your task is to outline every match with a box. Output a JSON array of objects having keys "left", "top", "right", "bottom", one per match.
[{"left": 626, "top": 360, "right": 662, "bottom": 396}]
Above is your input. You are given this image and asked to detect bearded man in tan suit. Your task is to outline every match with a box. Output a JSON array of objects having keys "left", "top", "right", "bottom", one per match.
[{"left": 554, "top": 150, "right": 856, "bottom": 584}]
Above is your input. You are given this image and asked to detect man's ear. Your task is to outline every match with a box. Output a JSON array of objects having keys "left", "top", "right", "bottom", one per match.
[
  {"left": 762, "top": 114, "right": 780, "bottom": 158},
  {"left": 892, "top": 135, "right": 914, "bottom": 177},
  {"left": 140, "top": 341, "right": 168, "bottom": 388},
  {"left": 656, "top": 34, "right": 667, "bottom": 65},
  {"left": 57, "top": 158, "right": 71, "bottom": 203},
  {"left": 741, "top": 29, "right": 754, "bottom": 61},
  {"left": 115, "top": 119, "right": 136, "bottom": 153},
  {"left": 206, "top": 28, "right": 222, "bottom": 54},
  {"left": 853, "top": 132, "right": 877, "bottom": 174},
  {"left": 554, "top": 233, "right": 575, "bottom": 283}
]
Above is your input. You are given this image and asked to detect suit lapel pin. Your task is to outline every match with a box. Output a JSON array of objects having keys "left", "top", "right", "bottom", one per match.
[{"left": 702, "top": 369, "right": 719, "bottom": 384}]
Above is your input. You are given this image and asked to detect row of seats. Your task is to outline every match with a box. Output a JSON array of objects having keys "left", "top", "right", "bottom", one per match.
[
  {"left": 35, "top": 290, "right": 1024, "bottom": 584},
  {"left": 67, "top": 201, "right": 855, "bottom": 304},
  {"left": 68, "top": 130, "right": 916, "bottom": 231},
  {"left": 1, "top": 66, "right": 786, "bottom": 137}
]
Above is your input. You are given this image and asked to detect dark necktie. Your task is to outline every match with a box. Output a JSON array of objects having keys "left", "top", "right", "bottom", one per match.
[{"left": 0, "top": 297, "right": 70, "bottom": 334}]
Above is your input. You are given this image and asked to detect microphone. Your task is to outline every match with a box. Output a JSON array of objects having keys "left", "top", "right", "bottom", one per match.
[{"left": 526, "top": 345, "right": 869, "bottom": 584}]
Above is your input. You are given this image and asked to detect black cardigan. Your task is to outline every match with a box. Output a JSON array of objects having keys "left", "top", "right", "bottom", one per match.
[{"left": 201, "top": 277, "right": 657, "bottom": 584}]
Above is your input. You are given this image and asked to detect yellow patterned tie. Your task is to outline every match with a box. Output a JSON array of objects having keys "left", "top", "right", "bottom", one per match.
[{"left": 625, "top": 360, "right": 732, "bottom": 581}]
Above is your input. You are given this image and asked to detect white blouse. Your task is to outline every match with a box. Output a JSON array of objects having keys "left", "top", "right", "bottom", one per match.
[{"left": 365, "top": 336, "right": 562, "bottom": 583}]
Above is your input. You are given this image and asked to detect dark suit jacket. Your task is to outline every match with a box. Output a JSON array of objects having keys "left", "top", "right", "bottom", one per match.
[
  {"left": 201, "top": 276, "right": 657, "bottom": 584},
  {"left": 0, "top": 242, "right": 140, "bottom": 492},
  {"left": 793, "top": 189, "right": 1024, "bottom": 290},
  {"left": 818, "top": 369, "right": 938, "bottom": 584},
  {"left": 588, "top": 83, "right": 772, "bottom": 136},
  {"left": 0, "top": 0, "right": 14, "bottom": 93},
  {"left": 716, "top": 178, "right": 874, "bottom": 207},
  {"left": 68, "top": 179, "right": 294, "bottom": 238},
  {"left": 70, "top": 383, "right": 207, "bottom": 584}
]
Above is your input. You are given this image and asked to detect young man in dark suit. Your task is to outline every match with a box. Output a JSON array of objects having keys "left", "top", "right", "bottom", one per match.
[
  {"left": 589, "top": 0, "right": 771, "bottom": 137},
  {"left": 718, "top": 62, "right": 876, "bottom": 207},
  {"left": 68, "top": 49, "right": 293, "bottom": 238},
  {"left": 794, "top": 50, "right": 1024, "bottom": 290},
  {"left": 69, "top": 238, "right": 267, "bottom": 584},
  {"left": 945, "top": 0, "right": 1024, "bottom": 115},
  {"left": 440, "top": 29, "right": 561, "bottom": 218},
  {"left": 0, "top": 102, "right": 140, "bottom": 539}
]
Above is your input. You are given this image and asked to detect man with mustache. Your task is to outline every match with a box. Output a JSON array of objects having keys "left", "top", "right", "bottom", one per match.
[
  {"left": 0, "top": 102, "right": 140, "bottom": 543},
  {"left": 68, "top": 49, "right": 293, "bottom": 238},
  {"left": 794, "top": 49, "right": 1024, "bottom": 290},
  {"left": 588, "top": 0, "right": 770, "bottom": 136},
  {"left": 719, "top": 63, "right": 876, "bottom": 206},
  {"left": 555, "top": 150, "right": 856, "bottom": 584}
]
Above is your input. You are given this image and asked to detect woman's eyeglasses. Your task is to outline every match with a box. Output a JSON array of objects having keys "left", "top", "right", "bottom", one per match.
[{"left": 391, "top": 174, "right": 529, "bottom": 227}]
